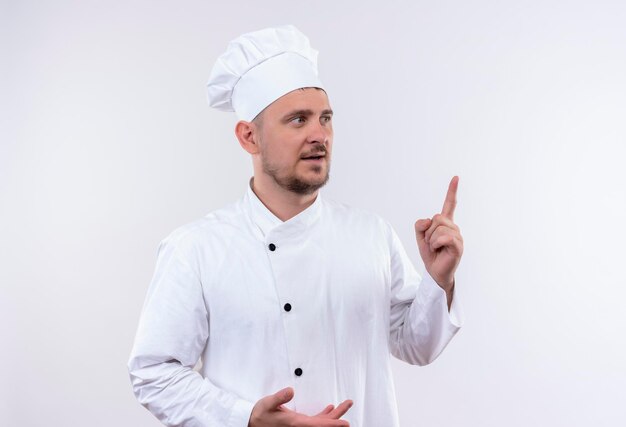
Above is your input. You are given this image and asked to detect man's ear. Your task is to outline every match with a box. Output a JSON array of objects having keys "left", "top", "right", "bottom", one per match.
[{"left": 235, "top": 120, "right": 260, "bottom": 155}]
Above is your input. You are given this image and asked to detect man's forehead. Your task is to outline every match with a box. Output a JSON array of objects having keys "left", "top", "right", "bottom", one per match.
[{"left": 269, "top": 87, "right": 331, "bottom": 113}]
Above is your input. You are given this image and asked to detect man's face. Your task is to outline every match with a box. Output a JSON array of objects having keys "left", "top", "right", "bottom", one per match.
[{"left": 253, "top": 87, "right": 333, "bottom": 195}]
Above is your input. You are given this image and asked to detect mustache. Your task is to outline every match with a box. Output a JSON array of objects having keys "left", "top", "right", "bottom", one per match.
[{"left": 301, "top": 145, "right": 328, "bottom": 158}]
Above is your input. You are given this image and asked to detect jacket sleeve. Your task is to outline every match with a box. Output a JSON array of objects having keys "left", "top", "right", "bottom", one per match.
[
  {"left": 386, "top": 222, "right": 464, "bottom": 365},
  {"left": 127, "top": 235, "right": 255, "bottom": 427}
]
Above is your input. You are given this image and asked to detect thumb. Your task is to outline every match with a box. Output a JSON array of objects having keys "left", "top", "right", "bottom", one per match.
[
  {"left": 268, "top": 387, "right": 294, "bottom": 409},
  {"left": 414, "top": 218, "right": 432, "bottom": 240}
]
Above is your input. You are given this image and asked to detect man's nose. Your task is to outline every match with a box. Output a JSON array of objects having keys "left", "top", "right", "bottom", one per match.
[{"left": 306, "top": 120, "right": 331, "bottom": 144}]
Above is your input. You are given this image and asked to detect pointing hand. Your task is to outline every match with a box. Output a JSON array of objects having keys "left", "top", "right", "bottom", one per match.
[{"left": 414, "top": 176, "right": 464, "bottom": 295}]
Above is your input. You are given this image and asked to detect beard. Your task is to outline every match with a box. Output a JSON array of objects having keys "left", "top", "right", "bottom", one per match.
[{"left": 260, "top": 146, "right": 331, "bottom": 195}]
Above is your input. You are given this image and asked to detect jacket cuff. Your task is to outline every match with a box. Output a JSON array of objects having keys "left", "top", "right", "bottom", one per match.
[
  {"left": 419, "top": 270, "right": 464, "bottom": 328},
  {"left": 228, "top": 398, "right": 255, "bottom": 427}
]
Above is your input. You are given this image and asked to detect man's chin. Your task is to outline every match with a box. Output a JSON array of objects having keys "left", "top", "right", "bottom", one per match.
[{"left": 284, "top": 174, "right": 330, "bottom": 195}]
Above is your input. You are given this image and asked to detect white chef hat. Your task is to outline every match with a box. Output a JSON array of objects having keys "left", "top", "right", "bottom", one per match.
[{"left": 206, "top": 25, "right": 325, "bottom": 122}]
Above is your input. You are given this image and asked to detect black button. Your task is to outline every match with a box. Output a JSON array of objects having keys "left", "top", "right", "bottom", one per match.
[
  {"left": 294, "top": 368, "right": 303, "bottom": 376},
  {"left": 268, "top": 243, "right": 276, "bottom": 251},
  {"left": 284, "top": 303, "right": 292, "bottom": 312}
]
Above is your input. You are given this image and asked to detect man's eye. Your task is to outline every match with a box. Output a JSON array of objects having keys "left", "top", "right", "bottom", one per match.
[
  {"left": 291, "top": 116, "right": 305, "bottom": 124},
  {"left": 321, "top": 115, "right": 332, "bottom": 123}
]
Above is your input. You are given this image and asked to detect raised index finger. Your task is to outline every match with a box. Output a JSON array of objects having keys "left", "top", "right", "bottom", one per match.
[{"left": 441, "top": 176, "right": 459, "bottom": 220}]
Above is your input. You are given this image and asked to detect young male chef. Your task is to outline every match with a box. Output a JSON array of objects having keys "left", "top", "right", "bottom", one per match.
[{"left": 128, "top": 24, "right": 464, "bottom": 427}]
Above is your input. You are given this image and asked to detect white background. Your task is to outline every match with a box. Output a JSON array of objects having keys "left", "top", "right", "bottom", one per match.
[{"left": 2, "top": 0, "right": 625, "bottom": 426}]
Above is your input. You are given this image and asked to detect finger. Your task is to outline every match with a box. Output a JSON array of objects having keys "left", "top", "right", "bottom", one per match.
[
  {"left": 267, "top": 387, "right": 294, "bottom": 410},
  {"left": 428, "top": 226, "right": 458, "bottom": 249},
  {"left": 315, "top": 419, "right": 350, "bottom": 427},
  {"left": 315, "top": 404, "right": 335, "bottom": 416},
  {"left": 431, "top": 234, "right": 462, "bottom": 255},
  {"left": 424, "top": 214, "right": 458, "bottom": 244},
  {"left": 441, "top": 176, "right": 459, "bottom": 220},
  {"left": 325, "top": 399, "right": 353, "bottom": 419},
  {"left": 414, "top": 218, "right": 432, "bottom": 244},
  {"left": 328, "top": 421, "right": 350, "bottom": 426},
  {"left": 296, "top": 412, "right": 350, "bottom": 427}
]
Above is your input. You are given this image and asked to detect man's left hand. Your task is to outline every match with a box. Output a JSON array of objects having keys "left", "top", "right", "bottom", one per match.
[{"left": 414, "top": 176, "right": 464, "bottom": 295}]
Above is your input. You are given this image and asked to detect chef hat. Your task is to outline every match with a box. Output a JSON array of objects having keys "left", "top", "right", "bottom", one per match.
[{"left": 206, "top": 25, "right": 325, "bottom": 122}]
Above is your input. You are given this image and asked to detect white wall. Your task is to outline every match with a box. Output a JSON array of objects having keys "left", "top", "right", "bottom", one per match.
[{"left": 2, "top": 0, "right": 625, "bottom": 425}]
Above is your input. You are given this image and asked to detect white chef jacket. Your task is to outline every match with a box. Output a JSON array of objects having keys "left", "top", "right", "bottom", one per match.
[{"left": 128, "top": 178, "right": 463, "bottom": 427}]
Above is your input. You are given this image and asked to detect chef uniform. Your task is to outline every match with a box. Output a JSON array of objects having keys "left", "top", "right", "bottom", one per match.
[{"left": 128, "top": 25, "right": 463, "bottom": 427}]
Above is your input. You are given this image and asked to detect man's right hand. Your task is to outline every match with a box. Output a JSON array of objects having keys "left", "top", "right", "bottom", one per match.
[{"left": 248, "top": 387, "right": 353, "bottom": 427}]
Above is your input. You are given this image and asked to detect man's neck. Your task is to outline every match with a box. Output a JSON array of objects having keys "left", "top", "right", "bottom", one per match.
[{"left": 250, "top": 175, "right": 318, "bottom": 222}]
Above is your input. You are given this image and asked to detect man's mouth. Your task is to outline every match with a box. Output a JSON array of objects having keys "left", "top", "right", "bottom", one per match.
[
  {"left": 301, "top": 149, "right": 327, "bottom": 159},
  {"left": 301, "top": 155, "right": 326, "bottom": 162}
]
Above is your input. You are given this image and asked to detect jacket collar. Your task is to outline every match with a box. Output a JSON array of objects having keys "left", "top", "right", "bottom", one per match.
[{"left": 245, "top": 177, "right": 323, "bottom": 240}]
